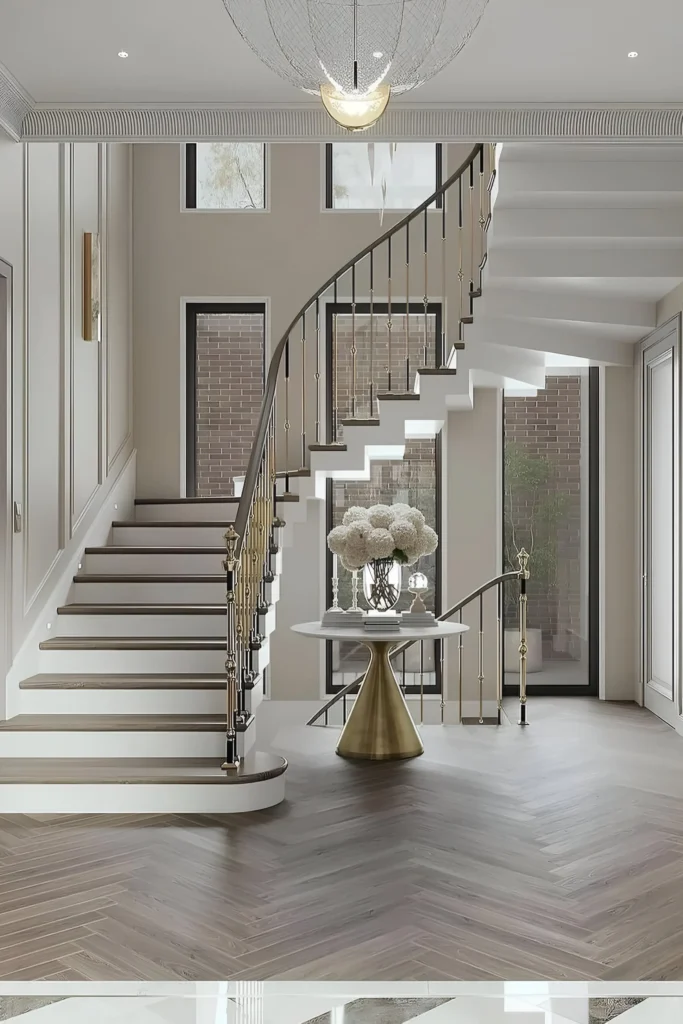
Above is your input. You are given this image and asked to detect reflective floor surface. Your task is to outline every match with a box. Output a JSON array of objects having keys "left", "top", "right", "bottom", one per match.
[{"left": 0, "top": 983, "right": 682, "bottom": 1024}]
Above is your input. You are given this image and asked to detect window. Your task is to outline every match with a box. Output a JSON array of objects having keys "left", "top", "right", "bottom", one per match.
[
  {"left": 185, "top": 303, "right": 265, "bottom": 497},
  {"left": 325, "top": 142, "right": 443, "bottom": 210},
  {"left": 502, "top": 368, "right": 599, "bottom": 695},
  {"left": 325, "top": 303, "right": 443, "bottom": 694},
  {"left": 185, "top": 143, "right": 266, "bottom": 210}
]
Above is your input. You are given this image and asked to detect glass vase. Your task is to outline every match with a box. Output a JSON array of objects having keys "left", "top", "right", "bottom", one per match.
[{"left": 363, "top": 558, "right": 402, "bottom": 612}]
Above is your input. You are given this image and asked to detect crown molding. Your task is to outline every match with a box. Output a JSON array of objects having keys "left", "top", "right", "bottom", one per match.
[
  {"left": 0, "top": 62, "right": 34, "bottom": 141},
  {"left": 19, "top": 102, "right": 683, "bottom": 142}
]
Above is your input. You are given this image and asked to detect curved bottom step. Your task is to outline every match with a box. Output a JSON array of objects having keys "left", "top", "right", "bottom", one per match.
[{"left": 0, "top": 751, "right": 287, "bottom": 813}]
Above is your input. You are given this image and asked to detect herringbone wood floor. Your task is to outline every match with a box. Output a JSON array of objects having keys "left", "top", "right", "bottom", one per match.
[{"left": 1, "top": 699, "right": 682, "bottom": 981}]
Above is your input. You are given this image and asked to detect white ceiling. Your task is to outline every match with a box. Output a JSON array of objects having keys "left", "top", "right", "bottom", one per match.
[{"left": 1, "top": 0, "right": 683, "bottom": 106}]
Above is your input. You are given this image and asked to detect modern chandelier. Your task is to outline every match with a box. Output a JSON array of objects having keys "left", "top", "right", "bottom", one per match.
[{"left": 221, "top": 0, "right": 490, "bottom": 131}]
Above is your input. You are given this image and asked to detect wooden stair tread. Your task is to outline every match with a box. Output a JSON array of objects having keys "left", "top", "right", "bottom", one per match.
[
  {"left": 309, "top": 443, "right": 347, "bottom": 451},
  {"left": 375, "top": 392, "right": 421, "bottom": 401},
  {"left": 0, "top": 714, "right": 227, "bottom": 731},
  {"left": 57, "top": 604, "right": 226, "bottom": 615},
  {"left": 20, "top": 673, "right": 226, "bottom": 690},
  {"left": 40, "top": 636, "right": 227, "bottom": 651},
  {"left": 113, "top": 521, "right": 234, "bottom": 528},
  {"left": 73, "top": 574, "right": 224, "bottom": 583},
  {"left": 417, "top": 367, "right": 458, "bottom": 376},
  {"left": 134, "top": 494, "right": 298, "bottom": 504},
  {"left": 0, "top": 752, "right": 287, "bottom": 784},
  {"left": 84, "top": 546, "right": 225, "bottom": 555}
]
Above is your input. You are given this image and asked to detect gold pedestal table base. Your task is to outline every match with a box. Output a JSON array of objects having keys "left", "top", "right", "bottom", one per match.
[
  {"left": 336, "top": 640, "right": 423, "bottom": 760},
  {"left": 291, "top": 619, "right": 468, "bottom": 763}
]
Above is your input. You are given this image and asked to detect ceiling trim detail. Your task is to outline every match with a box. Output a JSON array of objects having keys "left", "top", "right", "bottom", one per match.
[
  {"left": 20, "top": 104, "right": 683, "bottom": 142},
  {"left": 0, "top": 62, "right": 34, "bottom": 141}
]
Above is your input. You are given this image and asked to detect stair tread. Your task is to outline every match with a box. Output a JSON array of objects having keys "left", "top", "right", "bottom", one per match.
[
  {"left": 135, "top": 494, "right": 298, "bottom": 504},
  {"left": 74, "top": 574, "right": 225, "bottom": 583},
  {"left": 0, "top": 714, "right": 227, "bottom": 731},
  {"left": 417, "top": 368, "right": 458, "bottom": 376},
  {"left": 375, "top": 392, "right": 421, "bottom": 401},
  {"left": 85, "top": 546, "right": 226, "bottom": 555},
  {"left": 57, "top": 604, "right": 226, "bottom": 615},
  {"left": 40, "top": 636, "right": 227, "bottom": 651},
  {"left": 113, "top": 521, "right": 233, "bottom": 528},
  {"left": 0, "top": 752, "right": 287, "bottom": 784},
  {"left": 21, "top": 673, "right": 226, "bottom": 690}
]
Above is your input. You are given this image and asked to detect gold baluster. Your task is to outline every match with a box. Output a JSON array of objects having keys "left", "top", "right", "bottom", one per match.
[
  {"left": 301, "top": 313, "right": 307, "bottom": 468},
  {"left": 441, "top": 187, "right": 447, "bottom": 364},
  {"left": 478, "top": 592, "right": 484, "bottom": 725},
  {"left": 457, "top": 176, "right": 464, "bottom": 343},
  {"left": 387, "top": 236, "right": 393, "bottom": 390},
  {"left": 469, "top": 159, "right": 475, "bottom": 310},
  {"left": 458, "top": 607, "right": 463, "bottom": 724},
  {"left": 423, "top": 208, "right": 429, "bottom": 368},
  {"left": 496, "top": 581, "right": 503, "bottom": 726},
  {"left": 284, "top": 338, "right": 291, "bottom": 483},
  {"left": 405, "top": 224, "right": 410, "bottom": 390},
  {"left": 351, "top": 264, "right": 357, "bottom": 418},
  {"left": 315, "top": 297, "right": 321, "bottom": 445},
  {"left": 369, "top": 251, "right": 375, "bottom": 417},
  {"left": 517, "top": 547, "right": 530, "bottom": 725},
  {"left": 222, "top": 525, "right": 240, "bottom": 770}
]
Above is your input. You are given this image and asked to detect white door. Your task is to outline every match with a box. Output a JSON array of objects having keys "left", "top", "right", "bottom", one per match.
[
  {"left": 641, "top": 320, "right": 680, "bottom": 729},
  {"left": 0, "top": 259, "right": 12, "bottom": 718}
]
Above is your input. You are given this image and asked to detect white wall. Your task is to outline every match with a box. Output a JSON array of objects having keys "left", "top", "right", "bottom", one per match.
[{"left": 0, "top": 139, "right": 133, "bottom": 714}]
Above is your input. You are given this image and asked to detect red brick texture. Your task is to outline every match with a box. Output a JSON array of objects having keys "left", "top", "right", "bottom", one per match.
[{"left": 194, "top": 312, "right": 265, "bottom": 497}]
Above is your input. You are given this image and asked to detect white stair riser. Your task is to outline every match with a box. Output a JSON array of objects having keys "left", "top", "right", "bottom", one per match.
[
  {"left": 0, "top": 731, "right": 230, "bottom": 758},
  {"left": 112, "top": 525, "right": 231, "bottom": 547},
  {"left": 20, "top": 678, "right": 264, "bottom": 717},
  {"left": 0, "top": 776, "right": 285, "bottom": 813},
  {"left": 135, "top": 502, "right": 238, "bottom": 523},
  {"left": 20, "top": 688, "right": 227, "bottom": 715},
  {"left": 71, "top": 581, "right": 226, "bottom": 602},
  {"left": 52, "top": 614, "right": 227, "bottom": 638},
  {"left": 83, "top": 552, "right": 223, "bottom": 575},
  {"left": 39, "top": 648, "right": 226, "bottom": 673}
]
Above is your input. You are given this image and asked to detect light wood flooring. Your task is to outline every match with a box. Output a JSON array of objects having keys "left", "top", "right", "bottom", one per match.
[{"left": 0, "top": 698, "right": 682, "bottom": 982}]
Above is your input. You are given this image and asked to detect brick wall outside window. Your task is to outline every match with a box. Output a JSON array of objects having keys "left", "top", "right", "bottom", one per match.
[
  {"left": 503, "top": 375, "right": 584, "bottom": 659},
  {"left": 194, "top": 312, "right": 265, "bottom": 497}
]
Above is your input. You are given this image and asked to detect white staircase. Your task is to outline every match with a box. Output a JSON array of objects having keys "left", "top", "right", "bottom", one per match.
[{"left": 0, "top": 497, "right": 288, "bottom": 813}]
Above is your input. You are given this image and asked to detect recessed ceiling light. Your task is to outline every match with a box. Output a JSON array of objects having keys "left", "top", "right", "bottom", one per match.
[
  {"left": 118, "top": 50, "right": 129, "bottom": 58},
  {"left": 373, "top": 51, "right": 384, "bottom": 59},
  {"left": 628, "top": 51, "right": 638, "bottom": 58}
]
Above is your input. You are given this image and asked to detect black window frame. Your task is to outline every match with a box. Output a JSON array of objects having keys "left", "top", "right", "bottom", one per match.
[
  {"left": 325, "top": 142, "right": 443, "bottom": 210},
  {"left": 501, "top": 365, "right": 600, "bottom": 698},
  {"left": 185, "top": 142, "right": 267, "bottom": 211},
  {"left": 185, "top": 302, "right": 266, "bottom": 497},
  {"left": 324, "top": 301, "right": 444, "bottom": 695}
]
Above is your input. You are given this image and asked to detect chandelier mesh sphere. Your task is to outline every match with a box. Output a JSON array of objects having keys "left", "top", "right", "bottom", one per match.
[{"left": 221, "top": 0, "right": 490, "bottom": 129}]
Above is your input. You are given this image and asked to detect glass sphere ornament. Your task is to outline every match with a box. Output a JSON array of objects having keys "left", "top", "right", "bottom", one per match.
[
  {"left": 221, "top": 0, "right": 490, "bottom": 130},
  {"left": 407, "top": 571, "right": 429, "bottom": 614}
]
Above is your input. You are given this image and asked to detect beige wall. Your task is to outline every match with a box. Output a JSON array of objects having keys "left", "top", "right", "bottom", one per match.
[
  {"left": 132, "top": 142, "right": 477, "bottom": 497},
  {"left": 601, "top": 365, "right": 638, "bottom": 702},
  {"left": 0, "top": 140, "right": 133, "bottom": 705}
]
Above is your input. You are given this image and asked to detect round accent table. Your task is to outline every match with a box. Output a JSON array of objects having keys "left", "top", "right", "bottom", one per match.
[{"left": 291, "top": 620, "right": 468, "bottom": 761}]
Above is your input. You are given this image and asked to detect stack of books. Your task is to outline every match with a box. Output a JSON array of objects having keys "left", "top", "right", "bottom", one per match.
[{"left": 363, "top": 613, "right": 401, "bottom": 632}]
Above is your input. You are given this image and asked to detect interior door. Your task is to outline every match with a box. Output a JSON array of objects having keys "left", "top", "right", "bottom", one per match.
[{"left": 642, "top": 321, "right": 680, "bottom": 728}]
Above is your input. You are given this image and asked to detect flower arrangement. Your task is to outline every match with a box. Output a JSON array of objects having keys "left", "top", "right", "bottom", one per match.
[{"left": 327, "top": 503, "right": 438, "bottom": 571}]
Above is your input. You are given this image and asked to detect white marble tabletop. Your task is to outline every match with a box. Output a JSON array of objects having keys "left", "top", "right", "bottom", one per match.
[{"left": 291, "top": 620, "right": 468, "bottom": 643}]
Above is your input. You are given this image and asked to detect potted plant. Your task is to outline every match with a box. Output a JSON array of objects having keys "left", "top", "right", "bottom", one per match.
[{"left": 503, "top": 443, "right": 568, "bottom": 673}]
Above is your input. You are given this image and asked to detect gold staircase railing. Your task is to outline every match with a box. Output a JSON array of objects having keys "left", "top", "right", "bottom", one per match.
[
  {"left": 222, "top": 142, "right": 496, "bottom": 769},
  {"left": 307, "top": 549, "right": 531, "bottom": 729}
]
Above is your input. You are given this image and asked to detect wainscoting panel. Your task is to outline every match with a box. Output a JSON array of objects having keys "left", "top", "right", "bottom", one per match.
[
  {"left": 24, "top": 143, "right": 63, "bottom": 610},
  {"left": 106, "top": 145, "right": 133, "bottom": 472},
  {"left": 70, "top": 142, "right": 102, "bottom": 533}
]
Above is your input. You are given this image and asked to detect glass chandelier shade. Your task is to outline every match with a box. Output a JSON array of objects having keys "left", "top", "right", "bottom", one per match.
[{"left": 221, "top": 0, "right": 490, "bottom": 129}]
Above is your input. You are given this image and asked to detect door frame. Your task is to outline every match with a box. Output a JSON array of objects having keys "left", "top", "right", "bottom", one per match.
[
  {"left": 638, "top": 315, "right": 682, "bottom": 730},
  {"left": 184, "top": 301, "right": 266, "bottom": 498},
  {"left": 0, "top": 259, "right": 13, "bottom": 718},
  {"left": 502, "top": 366, "right": 600, "bottom": 697}
]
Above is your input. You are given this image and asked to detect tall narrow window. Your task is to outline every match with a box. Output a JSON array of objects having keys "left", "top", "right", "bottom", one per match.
[
  {"left": 502, "top": 369, "right": 599, "bottom": 695},
  {"left": 325, "top": 303, "right": 443, "bottom": 694},
  {"left": 186, "top": 304, "right": 265, "bottom": 496},
  {"left": 185, "top": 143, "right": 266, "bottom": 210},
  {"left": 325, "top": 142, "right": 442, "bottom": 210}
]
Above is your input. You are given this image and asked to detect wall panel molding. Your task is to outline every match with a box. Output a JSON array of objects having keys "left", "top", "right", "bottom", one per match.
[{"left": 20, "top": 104, "right": 683, "bottom": 142}]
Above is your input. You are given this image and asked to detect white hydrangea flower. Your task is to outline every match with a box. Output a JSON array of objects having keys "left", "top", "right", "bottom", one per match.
[
  {"left": 401, "top": 506, "right": 426, "bottom": 529},
  {"left": 390, "top": 518, "right": 418, "bottom": 552},
  {"left": 341, "top": 554, "right": 364, "bottom": 572},
  {"left": 326, "top": 525, "right": 349, "bottom": 556},
  {"left": 366, "top": 527, "right": 395, "bottom": 560},
  {"left": 346, "top": 520, "right": 371, "bottom": 545},
  {"left": 390, "top": 503, "right": 412, "bottom": 520},
  {"left": 420, "top": 525, "right": 439, "bottom": 555},
  {"left": 342, "top": 506, "right": 370, "bottom": 527},
  {"left": 367, "top": 504, "right": 394, "bottom": 529}
]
